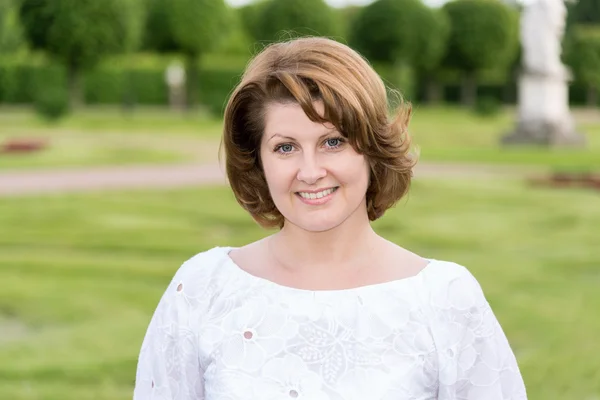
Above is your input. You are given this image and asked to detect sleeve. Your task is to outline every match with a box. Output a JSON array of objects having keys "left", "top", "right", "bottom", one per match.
[
  {"left": 428, "top": 264, "right": 527, "bottom": 400},
  {"left": 133, "top": 273, "right": 205, "bottom": 400}
]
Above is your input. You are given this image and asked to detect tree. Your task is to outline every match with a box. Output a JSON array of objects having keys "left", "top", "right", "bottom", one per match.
[
  {"left": 564, "top": 25, "right": 600, "bottom": 107},
  {"left": 117, "top": 0, "right": 147, "bottom": 109},
  {"left": 349, "top": 0, "right": 449, "bottom": 102},
  {"left": 253, "top": 0, "right": 341, "bottom": 43},
  {"left": 567, "top": 0, "right": 600, "bottom": 26},
  {"left": 336, "top": 5, "right": 362, "bottom": 39},
  {"left": 238, "top": 0, "right": 269, "bottom": 43},
  {"left": 18, "top": 0, "right": 143, "bottom": 107},
  {"left": 406, "top": 6, "right": 449, "bottom": 103},
  {"left": 142, "top": 0, "right": 179, "bottom": 53},
  {"left": 17, "top": 0, "right": 52, "bottom": 52},
  {"left": 141, "top": 0, "right": 230, "bottom": 109},
  {"left": 118, "top": 0, "right": 147, "bottom": 54},
  {"left": 349, "top": 0, "right": 422, "bottom": 65},
  {"left": 168, "top": 0, "right": 230, "bottom": 108},
  {"left": 442, "top": 0, "right": 519, "bottom": 106},
  {"left": 0, "top": 0, "right": 25, "bottom": 54}
]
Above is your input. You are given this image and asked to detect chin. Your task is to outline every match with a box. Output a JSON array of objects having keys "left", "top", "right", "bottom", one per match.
[{"left": 285, "top": 213, "right": 348, "bottom": 233}]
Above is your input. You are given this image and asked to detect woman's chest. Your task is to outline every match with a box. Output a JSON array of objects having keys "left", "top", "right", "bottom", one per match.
[{"left": 196, "top": 292, "right": 439, "bottom": 399}]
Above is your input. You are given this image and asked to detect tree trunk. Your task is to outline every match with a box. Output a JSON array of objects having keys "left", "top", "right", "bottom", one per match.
[
  {"left": 185, "top": 53, "right": 198, "bottom": 111},
  {"left": 501, "top": 75, "right": 516, "bottom": 105},
  {"left": 121, "top": 67, "right": 136, "bottom": 113},
  {"left": 460, "top": 71, "right": 477, "bottom": 107},
  {"left": 67, "top": 62, "right": 84, "bottom": 109},
  {"left": 502, "top": 67, "right": 518, "bottom": 104},
  {"left": 586, "top": 85, "right": 598, "bottom": 108},
  {"left": 425, "top": 78, "right": 443, "bottom": 104}
]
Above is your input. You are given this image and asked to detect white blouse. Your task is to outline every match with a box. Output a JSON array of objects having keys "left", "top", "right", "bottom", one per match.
[{"left": 133, "top": 246, "right": 527, "bottom": 399}]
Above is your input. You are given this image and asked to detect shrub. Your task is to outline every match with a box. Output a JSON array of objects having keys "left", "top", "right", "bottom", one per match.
[
  {"left": 474, "top": 95, "right": 501, "bottom": 117},
  {"left": 34, "top": 84, "right": 69, "bottom": 122}
]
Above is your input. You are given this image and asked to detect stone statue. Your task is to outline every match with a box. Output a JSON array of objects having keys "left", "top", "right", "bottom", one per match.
[
  {"left": 165, "top": 62, "right": 186, "bottom": 111},
  {"left": 520, "top": 0, "right": 568, "bottom": 76},
  {"left": 501, "top": 0, "right": 585, "bottom": 146}
]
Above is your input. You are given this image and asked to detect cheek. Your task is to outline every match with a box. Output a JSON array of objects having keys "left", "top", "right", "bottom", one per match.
[
  {"left": 260, "top": 155, "right": 294, "bottom": 193},
  {"left": 336, "top": 154, "right": 370, "bottom": 186},
  {"left": 261, "top": 160, "right": 279, "bottom": 190},
  {"left": 259, "top": 147, "right": 276, "bottom": 183}
]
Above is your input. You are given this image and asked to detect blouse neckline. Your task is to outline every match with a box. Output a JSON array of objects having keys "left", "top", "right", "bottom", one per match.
[{"left": 219, "top": 246, "right": 438, "bottom": 295}]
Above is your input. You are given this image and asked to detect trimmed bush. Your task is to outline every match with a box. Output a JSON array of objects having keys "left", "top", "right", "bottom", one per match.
[
  {"left": 564, "top": 25, "right": 600, "bottom": 106},
  {"left": 34, "top": 84, "right": 69, "bottom": 122},
  {"left": 32, "top": 62, "right": 69, "bottom": 121},
  {"left": 253, "top": 0, "right": 341, "bottom": 42},
  {"left": 474, "top": 95, "right": 501, "bottom": 117},
  {"left": 442, "top": 0, "right": 519, "bottom": 105},
  {"left": 0, "top": 54, "right": 246, "bottom": 115}
]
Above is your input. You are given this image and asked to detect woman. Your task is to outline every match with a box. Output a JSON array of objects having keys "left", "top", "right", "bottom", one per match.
[{"left": 134, "top": 37, "right": 527, "bottom": 399}]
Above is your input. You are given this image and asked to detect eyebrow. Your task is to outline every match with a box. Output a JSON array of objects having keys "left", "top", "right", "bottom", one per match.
[
  {"left": 267, "top": 129, "right": 338, "bottom": 143},
  {"left": 267, "top": 133, "right": 294, "bottom": 142}
]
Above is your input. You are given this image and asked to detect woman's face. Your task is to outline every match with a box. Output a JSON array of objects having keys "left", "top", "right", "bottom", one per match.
[{"left": 260, "top": 101, "right": 371, "bottom": 232}]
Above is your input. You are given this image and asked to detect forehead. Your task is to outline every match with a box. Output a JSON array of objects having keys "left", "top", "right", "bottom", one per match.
[{"left": 263, "top": 102, "right": 335, "bottom": 138}]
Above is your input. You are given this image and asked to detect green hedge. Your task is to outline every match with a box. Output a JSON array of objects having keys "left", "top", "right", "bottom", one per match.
[
  {"left": 0, "top": 53, "right": 246, "bottom": 114},
  {"left": 83, "top": 67, "right": 169, "bottom": 105},
  {"left": 0, "top": 53, "right": 594, "bottom": 111},
  {"left": 0, "top": 54, "right": 415, "bottom": 113}
]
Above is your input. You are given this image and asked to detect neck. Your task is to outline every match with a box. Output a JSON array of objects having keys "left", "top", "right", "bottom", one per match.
[{"left": 269, "top": 207, "right": 380, "bottom": 274}]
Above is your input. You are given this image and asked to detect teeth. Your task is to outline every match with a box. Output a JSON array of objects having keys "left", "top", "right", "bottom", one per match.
[{"left": 299, "top": 187, "right": 336, "bottom": 200}]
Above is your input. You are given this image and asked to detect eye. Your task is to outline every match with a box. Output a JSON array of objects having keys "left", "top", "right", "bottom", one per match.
[
  {"left": 324, "top": 137, "right": 344, "bottom": 148},
  {"left": 275, "top": 143, "right": 294, "bottom": 154}
]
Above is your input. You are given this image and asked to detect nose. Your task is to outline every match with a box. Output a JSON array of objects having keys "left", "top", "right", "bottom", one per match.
[{"left": 296, "top": 154, "right": 326, "bottom": 185}]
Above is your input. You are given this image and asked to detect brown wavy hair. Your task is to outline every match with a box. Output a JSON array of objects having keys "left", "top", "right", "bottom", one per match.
[{"left": 221, "top": 37, "right": 417, "bottom": 229}]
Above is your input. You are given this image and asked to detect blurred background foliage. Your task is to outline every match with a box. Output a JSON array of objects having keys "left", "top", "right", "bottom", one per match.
[{"left": 0, "top": 0, "right": 598, "bottom": 119}]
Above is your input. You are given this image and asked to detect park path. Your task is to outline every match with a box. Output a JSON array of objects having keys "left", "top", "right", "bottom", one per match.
[{"left": 0, "top": 161, "right": 534, "bottom": 197}]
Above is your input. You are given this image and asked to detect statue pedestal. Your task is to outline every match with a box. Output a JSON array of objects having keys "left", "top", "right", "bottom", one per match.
[
  {"left": 501, "top": 70, "right": 586, "bottom": 146},
  {"left": 165, "top": 62, "right": 187, "bottom": 112}
]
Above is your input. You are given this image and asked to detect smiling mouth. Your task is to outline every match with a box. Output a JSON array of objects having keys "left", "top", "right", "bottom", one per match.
[{"left": 296, "top": 187, "right": 339, "bottom": 200}]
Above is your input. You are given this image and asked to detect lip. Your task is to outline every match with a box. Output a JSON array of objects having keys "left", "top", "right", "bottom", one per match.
[
  {"left": 295, "top": 186, "right": 338, "bottom": 205},
  {"left": 296, "top": 187, "right": 336, "bottom": 194}
]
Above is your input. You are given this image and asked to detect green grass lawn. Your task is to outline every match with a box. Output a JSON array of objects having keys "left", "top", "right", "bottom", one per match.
[
  {"left": 0, "top": 137, "right": 186, "bottom": 170},
  {"left": 0, "top": 179, "right": 598, "bottom": 399},
  {"left": 0, "top": 107, "right": 222, "bottom": 170},
  {"left": 1, "top": 105, "right": 599, "bottom": 172},
  {"left": 410, "top": 106, "right": 600, "bottom": 172}
]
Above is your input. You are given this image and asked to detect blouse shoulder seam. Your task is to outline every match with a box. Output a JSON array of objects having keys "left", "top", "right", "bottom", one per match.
[{"left": 171, "top": 246, "right": 224, "bottom": 280}]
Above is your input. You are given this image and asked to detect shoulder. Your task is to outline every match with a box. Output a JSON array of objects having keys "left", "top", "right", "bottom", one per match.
[
  {"left": 418, "top": 262, "right": 527, "bottom": 397},
  {"left": 167, "top": 246, "right": 232, "bottom": 290},
  {"left": 418, "top": 260, "right": 496, "bottom": 346},
  {"left": 419, "top": 259, "right": 489, "bottom": 311},
  {"left": 177, "top": 246, "right": 227, "bottom": 273},
  {"left": 178, "top": 246, "right": 229, "bottom": 271}
]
